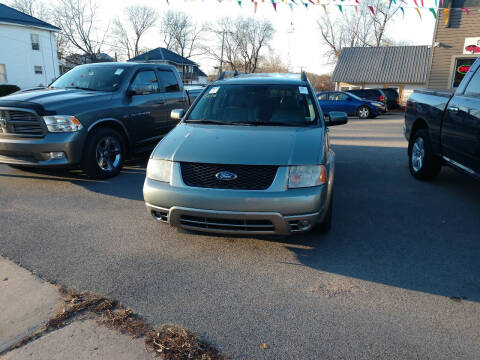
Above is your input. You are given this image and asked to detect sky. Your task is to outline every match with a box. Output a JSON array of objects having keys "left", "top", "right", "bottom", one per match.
[{"left": 76, "top": 0, "right": 437, "bottom": 75}]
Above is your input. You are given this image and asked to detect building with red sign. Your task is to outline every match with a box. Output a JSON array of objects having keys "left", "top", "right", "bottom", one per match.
[{"left": 427, "top": 0, "right": 480, "bottom": 89}]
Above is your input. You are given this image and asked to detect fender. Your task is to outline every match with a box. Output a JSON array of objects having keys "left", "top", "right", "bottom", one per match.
[{"left": 87, "top": 118, "right": 132, "bottom": 152}]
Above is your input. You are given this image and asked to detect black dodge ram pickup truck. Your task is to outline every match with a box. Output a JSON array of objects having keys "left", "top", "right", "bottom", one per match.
[
  {"left": 405, "top": 57, "right": 480, "bottom": 181},
  {"left": 0, "top": 63, "right": 201, "bottom": 179}
]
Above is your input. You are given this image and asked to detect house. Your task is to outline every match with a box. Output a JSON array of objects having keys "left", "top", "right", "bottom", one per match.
[
  {"left": 427, "top": 0, "right": 480, "bottom": 89},
  {"left": 331, "top": 46, "right": 431, "bottom": 105},
  {"left": 128, "top": 47, "right": 207, "bottom": 84},
  {"left": 0, "top": 3, "right": 60, "bottom": 89}
]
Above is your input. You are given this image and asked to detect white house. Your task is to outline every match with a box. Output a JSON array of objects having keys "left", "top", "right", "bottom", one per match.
[{"left": 0, "top": 3, "right": 60, "bottom": 89}]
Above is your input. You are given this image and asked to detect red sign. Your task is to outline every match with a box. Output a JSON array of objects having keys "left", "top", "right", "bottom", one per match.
[
  {"left": 465, "top": 45, "right": 480, "bottom": 54},
  {"left": 457, "top": 65, "right": 471, "bottom": 74}
]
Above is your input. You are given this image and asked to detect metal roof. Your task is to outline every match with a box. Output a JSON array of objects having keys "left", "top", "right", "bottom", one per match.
[
  {"left": 0, "top": 3, "right": 60, "bottom": 31},
  {"left": 128, "top": 47, "right": 197, "bottom": 66},
  {"left": 331, "top": 46, "right": 431, "bottom": 84}
]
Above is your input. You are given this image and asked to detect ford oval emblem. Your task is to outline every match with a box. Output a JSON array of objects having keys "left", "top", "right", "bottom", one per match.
[{"left": 215, "top": 171, "right": 238, "bottom": 181}]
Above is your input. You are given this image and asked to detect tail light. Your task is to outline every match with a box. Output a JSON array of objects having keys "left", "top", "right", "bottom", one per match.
[{"left": 379, "top": 95, "right": 385, "bottom": 102}]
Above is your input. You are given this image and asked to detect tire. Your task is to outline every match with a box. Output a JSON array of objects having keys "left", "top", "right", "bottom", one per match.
[
  {"left": 81, "top": 127, "right": 125, "bottom": 179},
  {"left": 312, "top": 190, "right": 333, "bottom": 234},
  {"left": 357, "top": 106, "right": 370, "bottom": 119},
  {"left": 408, "top": 129, "right": 441, "bottom": 181}
]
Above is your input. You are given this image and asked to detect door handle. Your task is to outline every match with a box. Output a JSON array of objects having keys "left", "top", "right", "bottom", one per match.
[
  {"left": 155, "top": 101, "right": 165, "bottom": 105},
  {"left": 448, "top": 106, "right": 459, "bottom": 112}
]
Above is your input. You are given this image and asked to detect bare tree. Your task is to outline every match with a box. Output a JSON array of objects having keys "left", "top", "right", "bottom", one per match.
[
  {"left": 54, "top": 0, "right": 110, "bottom": 63},
  {"left": 318, "top": 1, "right": 400, "bottom": 62},
  {"left": 257, "top": 54, "right": 288, "bottom": 73},
  {"left": 207, "top": 17, "right": 275, "bottom": 74},
  {"left": 159, "top": 10, "right": 204, "bottom": 59},
  {"left": 112, "top": 5, "right": 158, "bottom": 59},
  {"left": 8, "top": 0, "right": 49, "bottom": 19}
]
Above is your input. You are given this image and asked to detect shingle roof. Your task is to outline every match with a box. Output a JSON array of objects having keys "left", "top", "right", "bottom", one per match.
[
  {"left": 128, "top": 47, "right": 197, "bottom": 66},
  {"left": 0, "top": 3, "right": 60, "bottom": 31},
  {"left": 331, "top": 46, "right": 431, "bottom": 84}
]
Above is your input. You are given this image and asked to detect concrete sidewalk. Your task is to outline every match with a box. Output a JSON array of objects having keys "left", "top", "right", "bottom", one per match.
[{"left": 0, "top": 257, "right": 151, "bottom": 360}]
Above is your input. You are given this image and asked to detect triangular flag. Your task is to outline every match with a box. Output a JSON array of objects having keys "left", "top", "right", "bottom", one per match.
[
  {"left": 254, "top": 1, "right": 258, "bottom": 13},
  {"left": 308, "top": 0, "right": 315, "bottom": 4},
  {"left": 303, "top": 1, "right": 308, "bottom": 9},
  {"left": 321, "top": 4, "right": 326, "bottom": 12},
  {"left": 354, "top": 5, "right": 358, "bottom": 14},
  {"left": 461, "top": 7, "right": 470, "bottom": 15},
  {"left": 338, "top": 5, "right": 343, "bottom": 13},
  {"left": 415, "top": 7, "right": 422, "bottom": 19},
  {"left": 237, "top": 0, "right": 241, "bottom": 6},
  {"left": 429, "top": 8, "right": 437, "bottom": 19},
  {"left": 400, "top": 6, "right": 404, "bottom": 18},
  {"left": 355, "top": 0, "right": 360, "bottom": 3},
  {"left": 434, "top": 0, "right": 437, "bottom": 7},
  {"left": 272, "top": 2, "right": 277, "bottom": 11},
  {"left": 368, "top": 6, "right": 375, "bottom": 15},
  {"left": 288, "top": 3, "right": 293, "bottom": 11},
  {"left": 421, "top": 0, "right": 424, "bottom": 7},
  {"left": 444, "top": 8, "right": 450, "bottom": 25},
  {"left": 413, "top": 0, "right": 418, "bottom": 6}
]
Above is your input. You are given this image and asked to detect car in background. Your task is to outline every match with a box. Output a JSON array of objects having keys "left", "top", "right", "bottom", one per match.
[
  {"left": 348, "top": 88, "right": 387, "bottom": 111},
  {"left": 379, "top": 88, "right": 401, "bottom": 111},
  {"left": 317, "top": 91, "right": 385, "bottom": 119},
  {"left": 143, "top": 72, "right": 349, "bottom": 235}
]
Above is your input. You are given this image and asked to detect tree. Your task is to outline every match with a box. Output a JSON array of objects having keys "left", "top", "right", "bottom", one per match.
[
  {"left": 207, "top": 17, "right": 275, "bottom": 74},
  {"left": 307, "top": 73, "right": 334, "bottom": 92},
  {"left": 112, "top": 5, "right": 158, "bottom": 59},
  {"left": 256, "top": 54, "right": 288, "bottom": 73},
  {"left": 159, "top": 10, "right": 204, "bottom": 59},
  {"left": 54, "top": 0, "right": 110, "bottom": 63},
  {"left": 317, "top": 0, "right": 400, "bottom": 62}
]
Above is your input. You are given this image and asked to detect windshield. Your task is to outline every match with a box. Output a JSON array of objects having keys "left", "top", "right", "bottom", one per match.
[
  {"left": 187, "top": 84, "right": 318, "bottom": 126},
  {"left": 51, "top": 65, "right": 128, "bottom": 92}
]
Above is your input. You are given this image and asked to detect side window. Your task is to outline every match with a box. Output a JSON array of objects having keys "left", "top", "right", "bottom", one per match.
[
  {"left": 0, "top": 64, "right": 6, "bottom": 83},
  {"left": 464, "top": 69, "right": 480, "bottom": 97},
  {"left": 158, "top": 70, "right": 180, "bottom": 93},
  {"left": 329, "top": 92, "right": 347, "bottom": 101},
  {"left": 31, "top": 34, "right": 40, "bottom": 50},
  {"left": 318, "top": 93, "right": 328, "bottom": 100},
  {"left": 130, "top": 71, "right": 159, "bottom": 94},
  {"left": 34, "top": 66, "right": 43, "bottom": 74}
]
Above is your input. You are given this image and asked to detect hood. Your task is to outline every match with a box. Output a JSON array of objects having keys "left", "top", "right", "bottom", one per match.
[
  {"left": 153, "top": 124, "right": 325, "bottom": 166},
  {"left": 0, "top": 88, "right": 113, "bottom": 114}
]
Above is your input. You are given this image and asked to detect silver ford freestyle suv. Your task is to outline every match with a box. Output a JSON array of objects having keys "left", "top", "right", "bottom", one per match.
[{"left": 143, "top": 73, "right": 347, "bottom": 235}]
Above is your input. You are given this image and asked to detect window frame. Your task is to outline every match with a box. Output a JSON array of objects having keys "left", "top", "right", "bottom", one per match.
[
  {"left": 31, "top": 34, "right": 40, "bottom": 51},
  {"left": 0, "top": 64, "right": 7, "bottom": 83}
]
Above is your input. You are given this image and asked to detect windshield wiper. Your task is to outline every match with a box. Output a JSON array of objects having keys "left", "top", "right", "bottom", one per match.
[
  {"left": 185, "top": 120, "right": 232, "bottom": 125},
  {"left": 251, "top": 121, "right": 303, "bottom": 127},
  {"left": 65, "top": 86, "right": 97, "bottom": 91}
]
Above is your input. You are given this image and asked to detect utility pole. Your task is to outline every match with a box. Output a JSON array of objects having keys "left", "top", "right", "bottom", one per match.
[
  {"left": 287, "top": 22, "right": 294, "bottom": 72},
  {"left": 219, "top": 30, "right": 225, "bottom": 75}
]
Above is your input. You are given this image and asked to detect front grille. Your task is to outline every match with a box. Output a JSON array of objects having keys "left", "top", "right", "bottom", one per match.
[
  {"left": 180, "top": 162, "right": 277, "bottom": 190},
  {"left": 0, "top": 109, "right": 44, "bottom": 136},
  {"left": 180, "top": 215, "right": 275, "bottom": 232}
]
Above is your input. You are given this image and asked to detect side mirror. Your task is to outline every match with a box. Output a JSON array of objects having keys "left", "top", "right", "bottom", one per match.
[
  {"left": 171, "top": 109, "right": 185, "bottom": 120},
  {"left": 326, "top": 111, "right": 348, "bottom": 126}
]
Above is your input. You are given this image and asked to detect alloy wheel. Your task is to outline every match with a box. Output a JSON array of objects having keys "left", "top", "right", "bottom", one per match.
[
  {"left": 95, "top": 136, "right": 121, "bottom": 172},
  {"left": 411, "top": 137, "right": 425, "bottom": 172}
]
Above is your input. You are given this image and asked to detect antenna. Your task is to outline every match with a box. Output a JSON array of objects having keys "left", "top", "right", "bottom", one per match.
[{"left": 287, "top": 22, "right": 295, "bottom": 72}]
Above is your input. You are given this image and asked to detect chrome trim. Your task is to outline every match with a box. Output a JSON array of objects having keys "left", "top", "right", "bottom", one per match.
[{"left": 443, "top": 156, "right": 475, "bottom": 175}]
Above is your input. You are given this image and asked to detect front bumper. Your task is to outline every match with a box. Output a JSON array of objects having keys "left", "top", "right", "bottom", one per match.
[
  {"left": 143, "top": 162, "right": 333, "bottom": 235},
  {"left": 0, "top": 132, "right": 86, "bottom": 167}
]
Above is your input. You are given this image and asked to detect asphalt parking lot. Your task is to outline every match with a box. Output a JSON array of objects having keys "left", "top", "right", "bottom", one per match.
[{"left": 1, "top": 114, "right": 479, "bottom": 359}]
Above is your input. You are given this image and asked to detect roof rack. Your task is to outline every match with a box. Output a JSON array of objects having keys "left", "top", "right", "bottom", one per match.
[{"left": 217, "top": 70, "right": 246, "bottom": 80}]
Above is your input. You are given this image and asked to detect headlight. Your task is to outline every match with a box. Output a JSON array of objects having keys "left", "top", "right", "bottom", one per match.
[
  {"left": 146, "top": 159, "right": 172, "bottom": 183},
  {"left": 288, "top": 165, "right": 327, "bottom": 188},
  {"left": 43, "top": 115, "right": 83, "bottom": 132}
]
